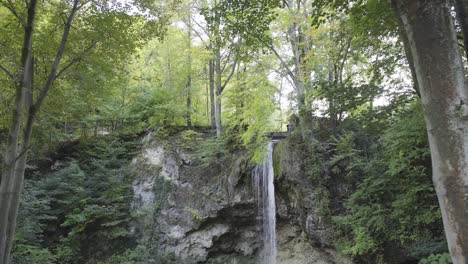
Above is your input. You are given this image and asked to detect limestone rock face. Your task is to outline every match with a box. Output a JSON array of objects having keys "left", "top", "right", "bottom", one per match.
[
  {"left": 275, "top": 137, "right": 343, "bottom": 247},
  {"left": 131, "top": 133, "right": 258, "bottom": 263},
  {"left": 131, "top": 132, "right": 350, "bottom": 263}
]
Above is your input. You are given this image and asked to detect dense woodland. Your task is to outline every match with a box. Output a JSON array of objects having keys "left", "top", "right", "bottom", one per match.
[{"left": 0, "top": 0, "right": 467, "bottom": 263}]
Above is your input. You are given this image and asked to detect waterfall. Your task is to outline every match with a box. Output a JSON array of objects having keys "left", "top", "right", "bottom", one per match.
[{"left": 253, "top": 141, "right": 277, "bottom": 264}]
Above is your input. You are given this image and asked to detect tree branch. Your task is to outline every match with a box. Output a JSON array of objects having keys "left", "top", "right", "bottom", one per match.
[
  {"left": 191, "top": 15, "right": 209, "bottom": 36},
  {"left": 338, "top": 36, "right": 353, "bottom": 84},
  {"left": 220, "top": 49, "right": 232, "bottom": 73},
  {"left": 254, "top": 57, "right": 288, "bottom": 77},
  {"left": 0, "top": 0, "right": 27, "bottom": 27},
  {"left": 268, "top": 44, "right": 296, "bottom": 81},
  {"left": 183, "top": 17, "right": 209, "bottom": 48},
  {"left": 220, "top": 61, "right": 237, "bottom": 93},
  {"left": 33, "top": 0, "right": 80, "bottom": 113},
  {"left": 0, "top": 64, "right": 14, "bottom": 80},
  {"left": 55, "top": 40, "right": 97, "bottom": 79}
]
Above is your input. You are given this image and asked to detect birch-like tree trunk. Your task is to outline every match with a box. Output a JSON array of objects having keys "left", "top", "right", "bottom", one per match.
[
  {"left": 185, "top": 15, "right": 192, "bottom": 129},
  {"left": 0, "top": 1, "right": 37, "bottom": 261},
  {"left": 214, "top": 47, "right": 223, "bottom": 137},
  {"left": 0, "top": 0, "right": 80, "bottom": 262},
  {"left": 392, "top": 1, "right": 468, "bottom": 262},
  {"left": 209, "top": 59, "right": 216, "bottom": 129}
]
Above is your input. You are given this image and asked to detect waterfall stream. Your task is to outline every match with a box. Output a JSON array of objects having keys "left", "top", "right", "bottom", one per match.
[{"left": 253, "top": 141, "right": 277, "bottom": 264}]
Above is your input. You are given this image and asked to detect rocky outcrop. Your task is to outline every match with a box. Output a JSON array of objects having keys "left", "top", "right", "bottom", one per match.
[
  {"left": 277, "top": 225, "right": 347, "bottom": 264},
  {"left": 131, "top": 133, "right": 258, "bottom": 263},
  {"left": 274, "top": 137, "right": 334, "bottom": 246},
  {"left": 272, "top": 136, "right": 351, "bottom": 264},
  {"left": 130, "top": 132, "right": 350, "bottom": 263}
]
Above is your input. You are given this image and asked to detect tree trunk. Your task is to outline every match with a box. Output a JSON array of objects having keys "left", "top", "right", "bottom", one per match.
[
  {"left": 186, "top": 78, "right": 192, "bottom": 128},
  {"left": 209, "top": 60, "right": 216, "bottom": 129},
  {"left": 390, "top": 0, "right": 421, "bottom": 97},
  {"left": 284, "top": 0, "right": 314, "bottom": 141},
  {"left": 214, "top": 50, "right": 222, "bottom": 137},
  {"left": 3, "top": 111, "right": 34, "bottom": 264},
  {"left": 166, "top": 42, "right": 171, "bottom": 90},
  {"left": 205, "top": 65, "right": 210, "bottom": 125},
  {"left": 0, "top": 0, "right": 37, "bottom": 261},
  {"left": 0, "top": 0, "right": 78, "bottom": 261},
  {"left": 392, "top": 1, "right": 468, "bottom": 262},
  {"left": 400, "top": 29, "right": 421, "bottom": 97},
  {"left": 185, "top": 15, "right": 192, "bottom": 129},
  {"left": 328, "top": 69, "right": 336, "bottom": 129}
]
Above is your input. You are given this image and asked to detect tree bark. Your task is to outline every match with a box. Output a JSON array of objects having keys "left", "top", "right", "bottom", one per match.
[
  {"left": 185, "top": 15, "right": 192, "bottom": 129},
  {"left": 392, "top": 1, "right": 468, "bottom": 262},
  {"left": 0, "top": 0, "right": 37, "bottom": 261},
  {"left": 0, "top": 0, "right": 79, "bottom": 262},
  {"left": 390, "top": 0, "right": 421, "bottom": 97},
  {"left": 3, "top": 110, "right": 34, "bottom": 263},
  {"left": 209, "top": 60, "right": 216, "bottom": 129},
  {"left": 214, "top": 49, "right": 223, "bottom": 137}
]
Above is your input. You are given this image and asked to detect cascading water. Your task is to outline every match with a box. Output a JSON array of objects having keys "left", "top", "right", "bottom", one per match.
[{"left": 253, "top": 141, "right": 277, "bottom": 264}]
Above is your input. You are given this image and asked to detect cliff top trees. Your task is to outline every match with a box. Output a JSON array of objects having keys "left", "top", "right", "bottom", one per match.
[
  {"left": 199, "top": 0, "right": 282, "bottom": 137},
  {"left": 0, "top": 0, "right": 171, "bottom": 262}
]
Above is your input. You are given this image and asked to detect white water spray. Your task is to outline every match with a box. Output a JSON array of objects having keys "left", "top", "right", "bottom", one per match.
[{"left": 253, "top": 141, "right": 277, "bottom": 264}]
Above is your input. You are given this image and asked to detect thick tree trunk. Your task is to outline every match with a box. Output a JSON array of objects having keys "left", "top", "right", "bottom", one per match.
[
  {"left": 0, "top": 1, "right": 78, "bottom": 261},
  {"left": 0, "top": 76, "right": 25, "bottom": 264},
  {"left": 392, "top": 1, "right": 468, "bottom": 262},
  {"left": 0, "top": 1, "right": 37, "bottom": 261},
  {"left": 283, "top": 0, "right": 314, "bottom": 141},
  {"left": 3, "top": 112, "right": 34, "bottom": 264}
]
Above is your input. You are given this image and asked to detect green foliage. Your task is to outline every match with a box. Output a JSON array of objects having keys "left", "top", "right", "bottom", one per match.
[
  {"left": 194, "top": 137, "right": 233, "bottom": 165},
  {"left": 10, "top": 245, "right": 56, "bottom": 264},
  {"left": 179, "top": 130, "right": 204, "bottom": 150},
  {"left": 12, "top": 135, "right": 140, "bottom": 263},
  {"left": 0, "top": 1, "right": 453, "bottom": 263},
  {"left": 225, "top": 61, "right": 280, "bottom": 162},
  {"left": 0, "top": 0, "right": 173, "bottom": 152},
  {"left": 202, "top": 0, "right": 283, "bottom": 54},
  {"left": 419, "top": 253, "right": 452, "bottom": 264},
  {"left": 125, "top": 27, "right": 211, "bottom": 129},
  {"left": 334, "top": 103, "right": 444, "bottom": 262}
]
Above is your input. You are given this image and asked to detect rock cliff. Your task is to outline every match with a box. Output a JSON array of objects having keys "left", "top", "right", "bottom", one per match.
[{"left": 130, "top": 132, "right": 349, "bottom": 263}]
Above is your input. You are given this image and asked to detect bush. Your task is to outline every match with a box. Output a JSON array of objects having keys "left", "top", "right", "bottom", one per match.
[
  {"left": 12, "top": 135, "right": 140, "bottom": 263},
  {"left": 419, "top": 253, "right": 452, "bottom": 264},
  {"left": 333, "top": 103, "right": 444, "bottom": 262}
]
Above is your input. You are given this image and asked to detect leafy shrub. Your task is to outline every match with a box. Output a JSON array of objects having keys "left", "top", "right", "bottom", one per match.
[
  {"left": 333, "top": 103, "right": 444, "bottom": 262},
  {"left": 179, "top": 129, "right": 204, "bottom": 149},
  {"left": 419, "top": 253, "right": 452, "bottom": 264}
]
